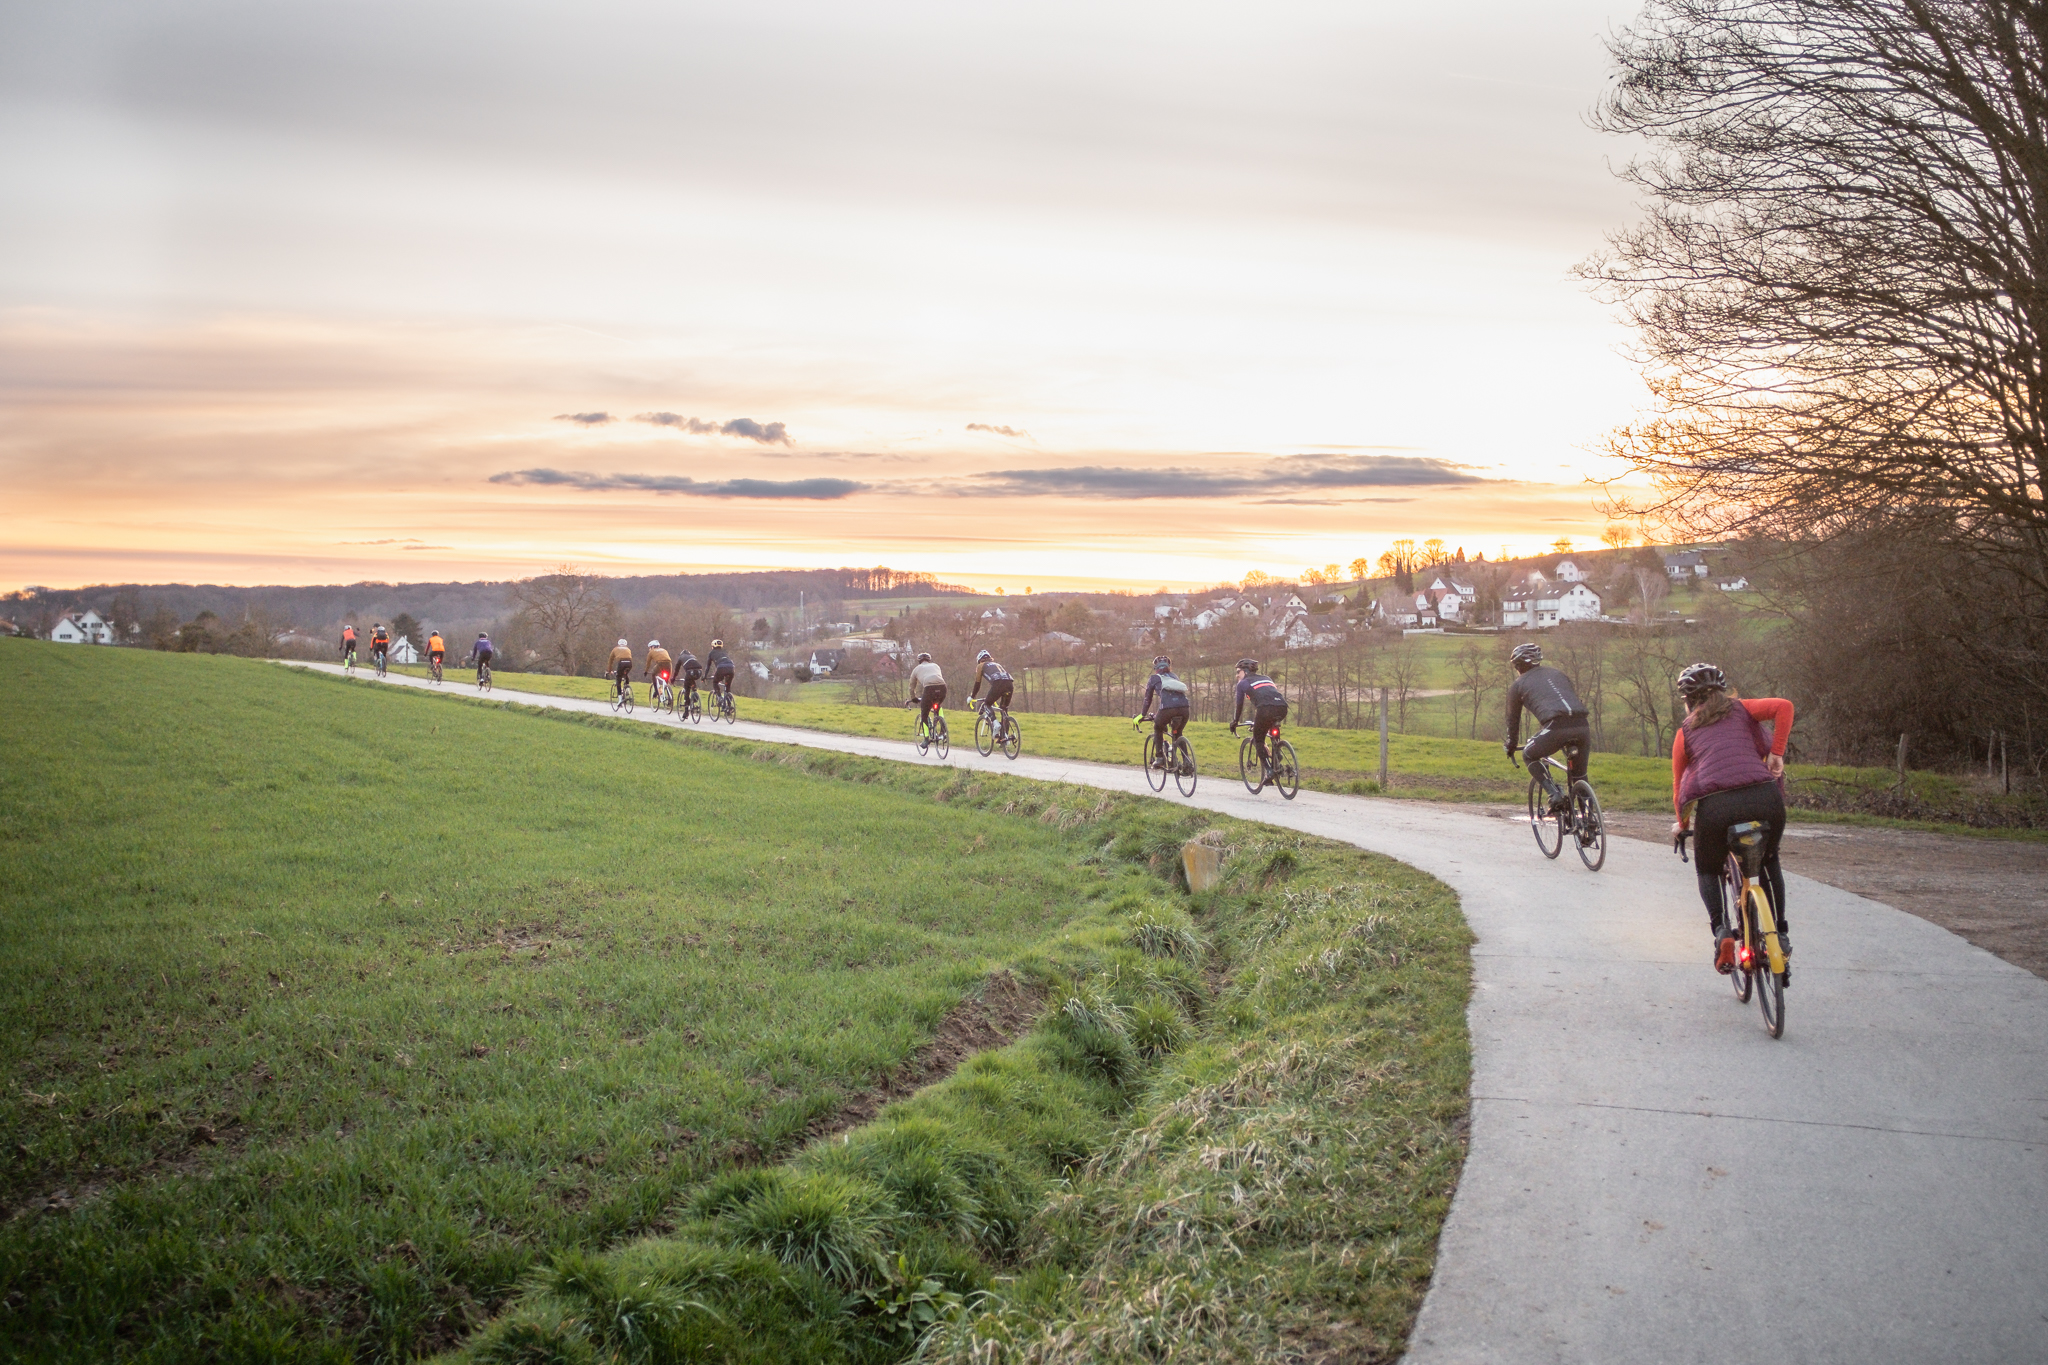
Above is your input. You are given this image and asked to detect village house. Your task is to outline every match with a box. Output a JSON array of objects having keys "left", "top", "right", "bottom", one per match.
[
  {"left": 808, "top": 649, "right": 847, "bottom": 675},
  {"left": 1500, "top": 580, "right": 1602, "bottom": 630},
  {"left": 1663, "top": 550, "right": 1710, "bottom": 581},
  {"left": 1717, "top": 575, "right": 1750, "bottom": 592},
  {"left": 1426, "top": 576, "right": 1480, "bottom": 622},
  {"left": 49, "top": 610, "right": 116, "bottom": 644},
  {"left": 1550, "top": 558, "right": 1588, "bottom": 582}
]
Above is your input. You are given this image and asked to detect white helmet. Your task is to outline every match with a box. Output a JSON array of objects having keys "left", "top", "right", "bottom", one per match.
[
  {"left": 617, "top": 639, "right": 628, "bottom": 648},
  {"left": 648, "top": 639, "right": 660, "bottom": 648}
]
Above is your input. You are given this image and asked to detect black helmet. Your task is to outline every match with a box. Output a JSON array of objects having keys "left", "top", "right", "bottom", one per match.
[
  {"left": 1153, "top": 655, "right": 1171, "bottom": 671},
  {"left": 976, "top": 650, "right": 992, "bottom": 662},
  {"left": 1510, "top": 642, "right": 1541, "bottom": 668},
  {"left": 1677, "top": 662, "right": 1726, "bottom": 700},
  {"left": 916, "top": 652, "right": 931, "bottom": 663},
  {"left": 1236, "top": 658, "right": 1259, "bottom": 673}
]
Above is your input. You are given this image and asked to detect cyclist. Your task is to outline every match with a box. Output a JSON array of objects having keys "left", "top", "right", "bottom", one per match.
[
  {"left": 472, "top": 632, "right": 495, "bottom": 681},
  {"left": 607, "top": 638, "right": 634, "bottom": 701},
  {"left": 1228, "top": 658, "right": 1287, "bottom": 777},
  {"left": 426, "top": 628, "right": 446, "bottom": 676},
  {"left": 340, "top": 623, "right": 358, "bottom": 665},
  {"left": 1669, "top": 663, "right": 1795, "bottom": 973},
  {"left": 706, "top": 638, "right": 736, "bottom": 703},
  {"left": 1135, "top": 655, "right": 1191, "bottom": 755},
  {"left": 968, "top": 649, "right": 1014, "bottom": 738},
  {"left": 677, "top": 648, "right": 704, "bottom": 710},
  {"left": 369, "top": 623, "right": 391, "bottom": 672},
  {"left": 908, "top": 652, "right": 946, "bottom": 734},
  {"left": 644, "top": 639, "right": 673, "bottom": 700},
  {"left": 1504, "top": 643, "right": 1590, "bottom": 814}
]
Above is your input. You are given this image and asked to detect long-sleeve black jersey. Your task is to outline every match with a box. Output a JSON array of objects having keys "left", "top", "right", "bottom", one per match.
[{"left": 1505, "top": 664, "right": 1588, "bottom": 748}]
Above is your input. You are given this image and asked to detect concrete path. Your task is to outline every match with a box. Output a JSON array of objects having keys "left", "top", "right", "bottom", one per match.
[{"left": 289, "top": 664, "right": 2048, "bottom": 1363}]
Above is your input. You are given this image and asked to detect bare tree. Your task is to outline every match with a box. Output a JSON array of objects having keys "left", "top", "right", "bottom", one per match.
[
  {"left": 1584, "top": 0, "right": 2048, "bottom": 699},
  {"left": 1454, "top": 641, "right": 1494, "bottom": 738},
  {"left": 1385, "top": 639, "right": 1421, "bottom": 730},
  {"left": 509, "top": 566, "right": 619, "bottom": 677}
]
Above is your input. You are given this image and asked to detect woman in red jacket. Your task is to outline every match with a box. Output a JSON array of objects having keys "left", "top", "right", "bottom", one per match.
[{"left": 1670, "top": 663, "right": 1795, "bottom": 974}]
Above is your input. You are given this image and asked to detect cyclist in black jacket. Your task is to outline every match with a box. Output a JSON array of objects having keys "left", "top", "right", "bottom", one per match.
[
  {"left": 1505, "top": 642, "right": 1591, "bottom": 812},
  {"left": 1229, "top": 659, "right": 1288, "bottom": 772},
  {"left": 968, "top": 651, "right": 1014, "bottom": 738},
  {"left": 1136, "top": 655, "right": 1192, "bottom": 744}
]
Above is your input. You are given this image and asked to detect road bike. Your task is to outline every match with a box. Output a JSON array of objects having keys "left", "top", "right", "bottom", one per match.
[
  {"left": 612, "top": 676, "right": 635, "bottom": 715},
  {"left": 1236, "top": 721, "right": 1299, "bottom": 799},
  {"left": 476, "top": 660, "right": 492, "bottom": 693},
  {"left": 651, "top": 673, "right": 675, "bottom": 715},
  {"left": 972, "top": 699, "right": 1022, "bottom": 760},
  {"left": 712, "top": 681, "right": 736, "bottom": 724},
  {"left": 373, "top": 648, "right": 389, "bottom": 679},
  {"left": 429, "top": 654, "right": 443, "bottom": 685},
  {"left": 908, "top": 700, "right": 950, "bottom": 758},
  {"left": 1680, "top": 821, "right": 1787, "bottom": 1037},
  {"left": 343, "top": 646, "right": 357, "bottom": 677},
  {"left": 1518, "top": 746, "right": 1606, "bottom": 871},
  {"left": 1136, "top": 714, "right": 1198, "bottom": 797},
  {"left": 680, "top": 683, "right": 702, "bottom": 724}
]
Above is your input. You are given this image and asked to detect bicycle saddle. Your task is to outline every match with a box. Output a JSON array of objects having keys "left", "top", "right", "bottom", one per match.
[{"left": 1727, "top": 821, "right": 1771, "bottom": 877}]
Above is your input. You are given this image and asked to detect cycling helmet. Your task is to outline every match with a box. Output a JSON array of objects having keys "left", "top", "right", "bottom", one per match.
[
  {"left": 977, "top": 650, "right": 992, "bottom": 662},
  {"left": 1510, "top": 642, "right": 1542, "bottom": 669},
  {"left": 617, "top": 638, "right": 628, "bottom": 648},
  {"left": 1236, "top": 658, "right": 1259, "bottom": 673},
  {"left": 711, "top": 638, "right": 723, "bottom": 648},
  {"left": 1153, "top": 655, "right": 1171, "bottom": 671},
  {"left": 916, "top": 652, "right": 932, "bottom": 663},
  {"left": 477, "top": 632, "right": 487, "bottom": 639},
  {"left": 648, "top": 639, "right": 660, "bottom": 648},
  {"left": 1677, "top": 662, "right": 1726, "bottom": 700}
]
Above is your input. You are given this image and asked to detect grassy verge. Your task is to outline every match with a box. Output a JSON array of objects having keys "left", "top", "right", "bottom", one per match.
[
  {"left": 443, "top": 791, "right": 1471, "bottom": 1364},
  {"left": 0, "top": 644, "right": 1204, "bottom": 1361}
]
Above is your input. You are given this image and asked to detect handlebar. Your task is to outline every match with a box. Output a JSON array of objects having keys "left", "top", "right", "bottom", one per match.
[{"left": 1674, "top": 828, "right": 1691, "bottom": 863}]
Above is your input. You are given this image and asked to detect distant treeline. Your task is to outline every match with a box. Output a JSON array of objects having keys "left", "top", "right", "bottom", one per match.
[{"left": 2, "top": 566, "right": 976, "bottom": 639}]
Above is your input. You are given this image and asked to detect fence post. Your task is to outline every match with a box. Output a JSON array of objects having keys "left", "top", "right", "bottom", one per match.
[
  {"left": 1896, "top": 732, "right": 1908, "bottom": 792},
  {"left": 1378, "top": 686, "right": 1390, "bottom": 789}
]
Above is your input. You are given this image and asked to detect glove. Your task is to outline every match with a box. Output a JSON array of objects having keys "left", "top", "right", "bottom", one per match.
[
  {"left": 1229, "top": 723, "right": 1238, "bottom": 734},
  {"left": 1503, "top": 742, "right": 1515, "bottom": 758}
]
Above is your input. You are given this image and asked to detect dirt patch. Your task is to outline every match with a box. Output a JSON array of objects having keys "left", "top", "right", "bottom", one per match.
[
  {"left": 1422, "top": 799, "right": 2048, "bottom": 980},
  {"left": 805, "top": 971, "right": 1045, "bottom": 1141}
]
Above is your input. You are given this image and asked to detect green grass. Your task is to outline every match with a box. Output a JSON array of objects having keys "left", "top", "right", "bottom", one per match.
[
  {"left": 0, "top": 642, "right": 1477, "bottom": 1363},
  {"left": 0, "top": 644, "right": 1183, "bottom": 1361}
]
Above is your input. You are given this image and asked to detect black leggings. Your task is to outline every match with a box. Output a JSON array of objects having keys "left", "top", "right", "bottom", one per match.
[
  {"left": 1523, "top": 718, "right": 1590, "bottom": 789},
  {"left": 1693, "top": 780, "right": 1788, "bottom": 933},
  {"left": 1153, "top": 708, "right": 1189, "bottom": 740}
]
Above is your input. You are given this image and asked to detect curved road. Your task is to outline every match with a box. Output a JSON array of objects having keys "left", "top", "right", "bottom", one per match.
[{"left": 290, "top": 664, "right": 2048, "bottom": 1363}]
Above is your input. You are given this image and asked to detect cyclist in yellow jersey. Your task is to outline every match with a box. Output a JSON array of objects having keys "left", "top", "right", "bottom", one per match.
[{"left": 607, "top": 639, "right": 633, "bottom": 700}]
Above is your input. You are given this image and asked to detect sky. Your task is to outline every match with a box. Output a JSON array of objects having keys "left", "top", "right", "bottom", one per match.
[{"left": 0, "top": 0, "right": 1655, "bottom": 594}]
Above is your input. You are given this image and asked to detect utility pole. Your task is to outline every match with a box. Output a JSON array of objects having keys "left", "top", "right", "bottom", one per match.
[{"left": 1379, "top": 686, "right": 1390, "bottom": 789}]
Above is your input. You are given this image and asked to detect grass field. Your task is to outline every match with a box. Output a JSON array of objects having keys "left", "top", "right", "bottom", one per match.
[
  {"left": 1, "top": 642, "right": 1474, "bottom": 1362},
  {"left": 386, "top": 662, "right": 2046, "bottom": 834}
]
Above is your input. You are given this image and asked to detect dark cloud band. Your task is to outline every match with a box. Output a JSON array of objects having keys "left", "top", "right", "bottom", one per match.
[
  {"left": 554, "top": 412, "right": 613, "bottom": 425},
  {"left": 969, "top": 454, "right": 1480, "bottom": 499},
  {"left": 634, "top": 413, "right": 792, "bottom": 445},
  {"left": 489, "top": 468, "right": 863, "bottom": 499}
]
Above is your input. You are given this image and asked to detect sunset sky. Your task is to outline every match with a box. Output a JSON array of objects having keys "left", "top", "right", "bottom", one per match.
[{"left": 2, "top": 0, "right": 1652, "bottom": 594}]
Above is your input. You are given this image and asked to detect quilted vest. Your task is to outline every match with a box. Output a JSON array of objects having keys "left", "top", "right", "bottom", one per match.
[{"left": 1677, "top": 704, "right": 1775, "bottom": 809}]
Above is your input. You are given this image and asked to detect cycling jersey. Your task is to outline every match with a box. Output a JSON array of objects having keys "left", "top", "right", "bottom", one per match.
[
  {"left": 706, "top": 647, "right": 733, "bottom": 673},
  {"left": 427, "top": 633, "right": 445, "bottom": 656},
  {"left": 679, "top": 656, "right": 703, "bottom": 681},
  {"left": 608, "top": 645, "right": 633, "bottom": 670},
  {"left": 1143, "top": 670, "right": 1191, "bottom": 713},
  {"left": 645, "top": 647, "right": 673, "bottom": 677},
  {"left": 1230, "top": 673, "right": 1286, "bottom": 727},
  {"left": 909, "top": 660, "right": 944, "bottom": 693},
  {"left": 473, "top": 638, "right": 494, "bottom": 659},
  {"left": 1505, "top": 665, "right": 1586, "bottom": 748},
  {"left": 970, "top": 659, "right": 1011, "bottom": 698}
]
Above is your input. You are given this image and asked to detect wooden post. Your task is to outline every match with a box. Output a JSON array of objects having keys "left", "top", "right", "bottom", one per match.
[
  {"left": 1896, "top": 732, "right": 1908, "bottom": 791},
  {"left": 2002, "top": 732, "right": 2011, "bottom": 795},
  {"left": 1378, "top": 686, "right": 1390, "bottom": 789}
]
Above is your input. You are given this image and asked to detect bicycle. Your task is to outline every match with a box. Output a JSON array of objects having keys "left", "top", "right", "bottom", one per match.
[
  {"left": 476, "top": 660, "right": 492, "bottom": 693},
  {"left": 611, "top": 676, "right": 635, "bottom": 715},
  {"left": 1135, "top": 715, "right": 1198, "bottom": 797},
  {"left": 373, "top": 648, "right": 388, "bottom": 680},
  {"left": 651, "top": 673, "right": 675, "bottom": 715},
  {"left": 343, "top": 647, "right": 357, "bottom": 677},
  {"left": 680, "top": 683, "right": 702, "bottom": 724},
  {"left": 429, "top": 655, "right": 443, "bottom": 685},
  {"left": 907, "top": 700, "right": 950, "bottom": 759},
  {"left": 1516, "top": 747, "right": 1606, "bottom": 871},
  {"left": 972, "top": 699, "right": 1022, "bottom": 760},
  {"left": 712, "top": 681, "right": 736, "bottom": 725},
  {"left": 1679, "top": 822, "right": 1787, "bottom": 1037},
  {"left": 1236, "top": 722, "right": 1299, "bottom": 799}
]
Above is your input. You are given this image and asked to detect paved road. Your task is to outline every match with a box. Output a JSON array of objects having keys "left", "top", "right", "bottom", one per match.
[{"left": 290, "top": 664, "right": 2048, "bottom": 1363}]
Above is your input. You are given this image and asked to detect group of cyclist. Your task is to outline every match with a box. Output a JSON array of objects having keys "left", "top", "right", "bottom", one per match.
[
  {"left": 607, "top": 637, "right": 735, "bottom": 710},
  {"left": 1502, "top": 641, "right": 1793, "bottom": 976},
  {"left": 340, "top": 624, "right": 494, "bottom": 681}
]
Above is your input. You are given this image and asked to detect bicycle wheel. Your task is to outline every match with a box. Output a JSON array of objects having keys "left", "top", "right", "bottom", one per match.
[
  {"left": 934, "top": 716, "right": 949, "bottom": 759},
  {"left": 975, "top": 709, "right": 995, "bottom": 757},
  {"left": 1000, "top": 715, "right": 1021, "bottom": 761},
  {"left": 1528, "top": 773, "right": 1563, "bottom": 858},
  {"left": 915, "top": 719, "right": 931, "bottom": 756},
  {"left": 479, "top": 666, "right": 491, "bottom": 693},
  {"left": 621, "top": 688, "right": 635, "bottom": 715},
  {"left": 1750, "top": 886, "right": 1786, "bottom": 1037},
  {"left": 1726, "top": 858, "right": 1754, "bottom": 1002},
  {"left": 720, "top": 694, "right": 736, "bottom": 725},
  {"left": 687, "top": 695, "right": 701, "bottom": 724},
  {"left": 1239, "top": 738, "right": 1262, "bottom": 793},
  {"left": 1173, "top": 738, "right": 1198, "bottom": 797},
  {"left": 1571, "top": 780, "right": 1607, "bottom": 871},
  {"left": 1143, "top": 734, "right": 1169, "bottom": 791},
  {"left": 1272, "top": 740, "right": 1300, "bottom": 800}
]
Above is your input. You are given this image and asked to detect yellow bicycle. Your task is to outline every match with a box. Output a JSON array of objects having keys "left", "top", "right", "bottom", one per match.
[{"left": 1682, "top": 821, "right": 1788, "bottom": 1038}]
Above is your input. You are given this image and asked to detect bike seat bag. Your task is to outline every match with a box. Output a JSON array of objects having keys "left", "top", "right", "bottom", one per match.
[{"left": 1727, "top": 820, "right": 1771, "bottom": 878}]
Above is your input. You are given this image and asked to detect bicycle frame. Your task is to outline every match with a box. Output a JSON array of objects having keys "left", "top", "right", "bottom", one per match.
[{"left": 1723, "top": 826, "right": 1788, "bottom": 978}]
